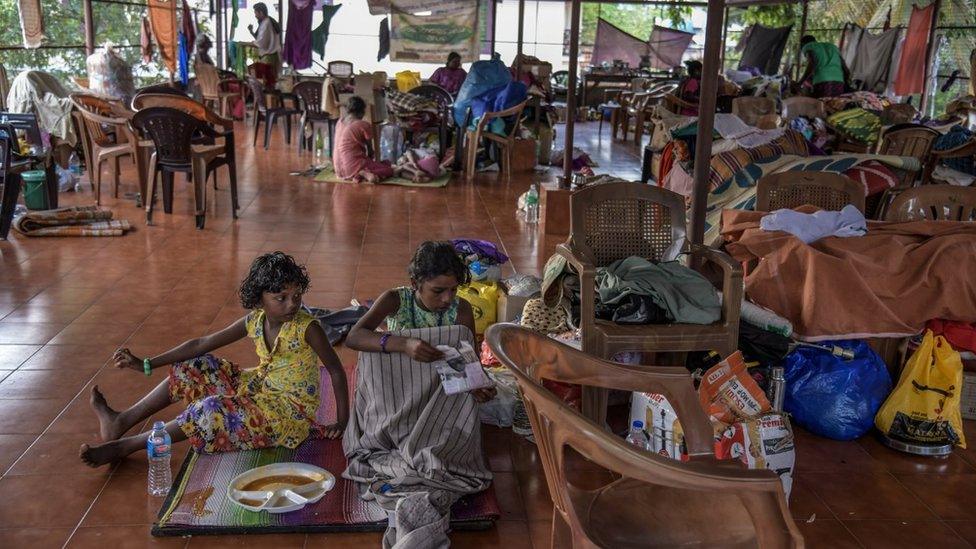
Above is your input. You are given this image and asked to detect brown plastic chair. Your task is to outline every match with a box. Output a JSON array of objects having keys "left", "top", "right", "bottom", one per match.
[
  {"left": 781, "top": 97, "right": 825, "bottom": 121},
  {"left": 70, "top": 93, "right": 139, "bottom": 205},
  {"left": 732, "top": 96, "right": 777, "bottom": 127},
  {"left": 633, "top": 82, "right": 678, "bottom": 146},
  {"left": 130, "top": 105, "right": 238, "bottom": 228},
  {"left": 464, "top": 100, "right": 528, "bottom": 181},
  {"left": 557, "top": 181, "right": 742, "bottom": 424},
  {"left": 869, "top": 125, "right": 940, "bottom": 218},
  {"left": 610, "top": 91, "right": 634, "bottom": 140},
  {"left": 293, "top": 80, "right": 333, "bottom": 153},
  {"left": 194, "top": 63, "right": 238, "bottom": 118},
  {"left": 409, "top": 84, "right": 454, "bottom": 156},
  {"left": 885, "top": 185, "right": 976, "bottom": 222},
  {"left": 662, "top": 93, "right": 697, "bottom": 115},
  {"left": 923, "top": 138, "right": 976, "bottom": 185},
  {"left": 243, "top": 76, "right": 299, "bottom": 150},
  {"left": 756, "top": 172, "right": 865, "bottom": 213},
  {"left": 486, "top": 324, "right": 803, "bottom": 549}
]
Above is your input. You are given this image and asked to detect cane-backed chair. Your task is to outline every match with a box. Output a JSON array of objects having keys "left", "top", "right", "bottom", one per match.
[
  {"left": 556, "top": 182, "right": 742, "bottom": 423},
  {"left": 756, "top": 172, "right": 865, "bottom": 213}
]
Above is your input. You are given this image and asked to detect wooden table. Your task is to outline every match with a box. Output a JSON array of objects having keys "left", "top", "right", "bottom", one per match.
[{"left": 581, "top": 73, "right": 636, "bottom": 108}]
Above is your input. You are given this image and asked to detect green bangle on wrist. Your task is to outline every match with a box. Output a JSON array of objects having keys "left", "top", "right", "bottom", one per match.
[{"left": 143, "top": 358, "right": 152, "bottom": 377}]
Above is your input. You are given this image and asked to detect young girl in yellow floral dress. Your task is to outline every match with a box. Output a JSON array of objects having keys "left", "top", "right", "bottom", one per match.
[{"left": 80, "top": 252, "right": 349, "bottom": 467}]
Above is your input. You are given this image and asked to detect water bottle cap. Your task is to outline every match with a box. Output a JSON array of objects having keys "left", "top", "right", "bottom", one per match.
[
  {"left": 152, "top": 420, "right": 166, "bottom": 430},
  {"left": 632, "top": 420, "right": 644, "bottom": 429}
]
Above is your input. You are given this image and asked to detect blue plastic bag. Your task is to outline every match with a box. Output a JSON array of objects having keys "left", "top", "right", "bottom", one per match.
[
  {"left": 783, "top": 340, "right": 892, "bottom": 441},
  {"left": 453, "top": 56, "right": 512, "bottom": 126}
]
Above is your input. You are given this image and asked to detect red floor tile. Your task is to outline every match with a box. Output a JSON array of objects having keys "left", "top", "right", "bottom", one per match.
[{"left": 843, "top": 520, "right": 970, "bottom": 548}]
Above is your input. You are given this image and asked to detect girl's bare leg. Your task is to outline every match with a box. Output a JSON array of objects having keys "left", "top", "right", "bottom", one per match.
[
  {"left": 90, "top": 379, "right": 173, "bottom": 442},
  {"left": 80, "top": 419, "right": 187, "bottom": 468}
]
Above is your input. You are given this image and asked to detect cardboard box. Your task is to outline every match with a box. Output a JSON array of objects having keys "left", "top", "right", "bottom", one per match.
[
  {"left": 497, "top": 292, "right": 532, "bottom": 323},
  {"left": 963, "top": 372, "right": 976, "bottom": 420},
  {"left": 511, "top": 138, "right": 537, "bottom": 172}
]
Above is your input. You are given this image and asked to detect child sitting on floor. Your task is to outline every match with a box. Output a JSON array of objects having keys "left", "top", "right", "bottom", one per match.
[
  {"left": 345, "top": 240, "right": 495, "bottom": 402},
  {"left": 80, "top": 252, "right": 349, "bottom": 467}
]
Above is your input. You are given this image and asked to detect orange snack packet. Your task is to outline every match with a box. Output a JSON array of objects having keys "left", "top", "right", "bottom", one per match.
[{"left": 698, "top": 351, "right": 771, "bottom": 427}]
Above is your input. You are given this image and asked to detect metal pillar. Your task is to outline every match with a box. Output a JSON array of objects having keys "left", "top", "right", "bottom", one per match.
[
  {"left": 920, "top": 0, "right": 943, "bottom": 114},
  {"left": 688, "top": 0, "right": 725, "bottom": 246},
  {"left": 795, "top": 0, "right": 809, "bottom": 80},
  {"left": 562, "top": 0, "right": 581, "bottom": 184},
  {"left": 216, "top": 0, "right": 224, "bottom": 69},
  {"left": 516, "top": 0, "right": 525, "bottom": 71},
  {"left": 83, "top": 0, "right": 94, "bottom": 56},
  {"left": 489, "top": 0, "right": 498, "bottom": 54}
]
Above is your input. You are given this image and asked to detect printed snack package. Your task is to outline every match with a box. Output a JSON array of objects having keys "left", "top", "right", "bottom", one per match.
[{"left": 699, "top": 351, "right": 771, "bottom": 429}]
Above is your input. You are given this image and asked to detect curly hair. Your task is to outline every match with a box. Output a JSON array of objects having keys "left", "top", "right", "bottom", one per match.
[
  {"left": 408, "top": 241, "right": 470, "bottom": 286},
  {"left": 239, "top": 251, "right": 310, "bottom": 309}
]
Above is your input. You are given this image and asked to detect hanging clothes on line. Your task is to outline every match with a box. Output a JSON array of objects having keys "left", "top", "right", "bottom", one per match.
[
  {"left": 140, "top": 16, "right": 155, "bottom": 64},
  {"left": 284, "top": 0, "right": 315, "bottom": 70},
  {"left": 738, "top": 24, "right": 793, "bottom": 75},
  {"left": 311, "top": 3, "right": 342, "bottom": 59},
  {"left": 180, "top": 0, "right": 196, "bottom": 56},
  {"left": 378, "top": 17, "right": 390, "bottom": 61},
  {"left": 17, "top": 0, "right": 45, "bottom": 48},
  {"left": 178, "top": 31, "right": 189, "bottom": 85},
  {"left": 839, "top": 23, "right": 861, "bottom": 68},
  {"left": 893, "top": 3, "right": 935, "bottom": 96},
  {"left": 850, "top": 27, "right": 902, "bottom": 93},
  {"left": 148, "top": 0, "right": 178, "bottom": 73}
]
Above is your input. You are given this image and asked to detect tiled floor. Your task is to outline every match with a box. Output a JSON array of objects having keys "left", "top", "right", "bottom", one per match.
[{"left": 0, "top": 121, "right": 973, "bottom": 548}]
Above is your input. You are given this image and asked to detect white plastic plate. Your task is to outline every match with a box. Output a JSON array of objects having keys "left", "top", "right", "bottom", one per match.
[{"left": 226, "top": 462, "right": 336, "bottom": 514}]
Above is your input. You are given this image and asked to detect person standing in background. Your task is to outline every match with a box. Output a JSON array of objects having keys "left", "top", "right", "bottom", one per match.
[
  {"left": 248, "top": 2, "right": 282, "bottom": 80},
  {"left": 798, "top": 35, "right": 849, "bottom": 98}
]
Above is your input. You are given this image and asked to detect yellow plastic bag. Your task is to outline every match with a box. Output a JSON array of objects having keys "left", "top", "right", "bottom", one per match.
[
  {"left": 458, "top": 281, "right": 499, "bottom": 335},
  {"left": 395, "top": 70, "right": 421, "bottom": 92},
  {"left": 875, "top": 330, "right": 967, "bottom": 448}
]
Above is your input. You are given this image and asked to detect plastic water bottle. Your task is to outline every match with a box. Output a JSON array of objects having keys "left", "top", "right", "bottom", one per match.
[
  {"left": 314, "top": 129, "right": 325, "bottom": 163},
  {"left": 625, "top": 420, "right": 649, "bottom": 450},
  {"left": 147, "top": 421, "right": 172, "bottom": 496},
  {"left": 68, "top": 152, "right": 83, "bottom": 193},
  {"left": 525, "top": 184, "right": 540, "bottom": 224}
]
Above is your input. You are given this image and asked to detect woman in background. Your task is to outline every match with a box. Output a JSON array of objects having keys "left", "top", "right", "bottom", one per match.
[{"left": 430, "top": 52, "right": 466, "bottom": 96}]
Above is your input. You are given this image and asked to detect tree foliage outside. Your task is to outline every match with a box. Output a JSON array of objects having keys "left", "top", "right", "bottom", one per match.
[
  {"left": 580, "top": 2, "right": 693, "bottom": 45},
  {"left": 1, "top": 0, "right": 213, "bottom": 86}
]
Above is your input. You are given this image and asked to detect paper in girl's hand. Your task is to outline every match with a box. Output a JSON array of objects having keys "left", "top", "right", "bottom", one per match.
[{"left": 433, "top": 341, "right": 493, "bottom": 395}]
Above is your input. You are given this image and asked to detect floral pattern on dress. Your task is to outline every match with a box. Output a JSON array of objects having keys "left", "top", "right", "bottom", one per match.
[{"left": 169, "top": 309, "right": 322, "bottom": 453}]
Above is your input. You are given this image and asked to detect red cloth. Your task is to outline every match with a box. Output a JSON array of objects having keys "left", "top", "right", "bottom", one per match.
[
  {"left": 927, "top": 320, "right": 976, "bottom": 354},
  {"left": 658, "top": 141, "right": 676, "bottom": 185},
  {"left": 893, "top": 3, "right": 935, "bottom": 96},
  {"left": 148, "top": 0, "right": 177, "bottom": 73},
  {"left": 843, "top": 159, "right": 898, "bottom": 196},
  {"left": 180, "top": 0, "right": 196, "bottom": 55},
  {"left": 249, "top": 62, "right": 277, "bottom": 89}
]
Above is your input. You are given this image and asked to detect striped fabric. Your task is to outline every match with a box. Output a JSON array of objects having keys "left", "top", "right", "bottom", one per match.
[
  {"left": 707, "top": 129, "right": 810, "bottom": 191},
  {"left": 13, "top": 206, "right": 132, "bottom": 237},
  {"left": 343, "top": 324, "right": 493, "bottom": 546},
  {"left": 343, "top": 325, "right": 492, "bottom": 497}
]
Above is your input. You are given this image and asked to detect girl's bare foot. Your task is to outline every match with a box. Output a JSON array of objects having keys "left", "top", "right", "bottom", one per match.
[
  {"left": 79, "top": 440, "right": 126, "bottom": 467},
  {"left": 90, "top": 385, "right": 124, "bottom": 441},
  {"left": 362, "top": 171, "right": 379, "bottom": 183}
]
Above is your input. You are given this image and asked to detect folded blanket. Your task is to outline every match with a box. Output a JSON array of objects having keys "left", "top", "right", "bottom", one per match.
[
  {"left": 722, "top": 207, "right": 976, "bottom": 341},
  {"left": 14, "top": 205, "right": 132, "bottom": 237}
]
